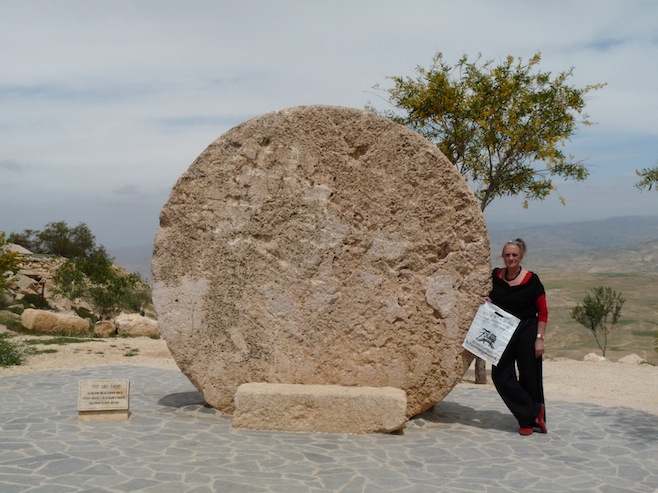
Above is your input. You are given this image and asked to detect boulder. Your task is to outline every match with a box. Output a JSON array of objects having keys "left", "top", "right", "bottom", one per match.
[
  {"left": 152, "top": 105, "right": 491, "bottom": 418},
  {"left": 233, "top": 383, "right": 407, "bottom": 434},
  {"left": 13, "top": 274, "right": 39, "bottom": 296},
  {"left": 583, "top": 352, "right": 607, "bottom": 362},
  {"left": 7, "top": 243, "right": 32, "bottom": 255},
  {"left": 618, "top": 353, "right": 646, "bottom": 365},
  {"left": 49, "top": 296, "right": 72, "bottom": 312},
  {"left": 114, "top": 313, "right": 159, "bottom": 338},
  {"left": 20, "top": 308, "right": 90, "bottom": 335},
  {"left": 94, "top": 320, "right": 117, "bottom": 337}
]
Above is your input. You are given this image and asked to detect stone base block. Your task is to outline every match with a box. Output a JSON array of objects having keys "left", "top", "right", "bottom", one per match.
[{"left": 233, "top": 383, "right": 407, "bottom": 434}]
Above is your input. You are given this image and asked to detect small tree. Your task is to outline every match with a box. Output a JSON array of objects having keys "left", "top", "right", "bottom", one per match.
[
  {"left": 571, "top": 286, "right": 625, "bottom": 358},
  {"left": 371, "top": 52, "right": 605, "bottom": 210},
  {"left": 372, "top": 52, "right": 605, "bottom": 383},
  {"left": 9, "top": 221, "right": 95, "bottom": 257}
]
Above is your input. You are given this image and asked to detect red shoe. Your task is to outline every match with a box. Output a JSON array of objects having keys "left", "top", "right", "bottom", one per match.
[
  {"left": 519, "top": 427, "right": 533, "bottom": 436},
  {"left": 535, "top": 404, "right": 547, "bottom": 434}
]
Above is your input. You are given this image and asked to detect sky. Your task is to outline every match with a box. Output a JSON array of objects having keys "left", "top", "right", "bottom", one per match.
[{"left": 2, "top": 0, "right": 658, "bottom": 252}]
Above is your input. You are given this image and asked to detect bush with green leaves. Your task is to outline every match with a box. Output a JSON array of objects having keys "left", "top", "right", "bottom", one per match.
[
  {"left": 21, "top": 293, "right": 51, "bottom": 310},
  {"left": 0, "top": 333, "right": 22, "bottom": 367},
  {"left": 9, "top": 221, "right": 95, "bottom": 258},
  {"left": 571, "top": 286, "right": 625, "bottom": 358},
  {"left": 54, "top": 255, "right": 150, "bottom": 320}
]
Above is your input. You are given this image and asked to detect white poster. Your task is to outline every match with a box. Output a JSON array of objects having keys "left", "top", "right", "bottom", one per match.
[{"left": 463, "top": 302, "right": 521, "bottom": 366}]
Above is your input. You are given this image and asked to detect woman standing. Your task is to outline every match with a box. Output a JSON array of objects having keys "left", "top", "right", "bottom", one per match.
[{"left": 481, "top": 238, "right": 548, "bottom": 435}]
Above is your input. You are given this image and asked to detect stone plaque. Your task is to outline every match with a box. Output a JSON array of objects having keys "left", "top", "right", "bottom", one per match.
[{"left": 78, "top": 379, "right": 130, "bottom": 420}]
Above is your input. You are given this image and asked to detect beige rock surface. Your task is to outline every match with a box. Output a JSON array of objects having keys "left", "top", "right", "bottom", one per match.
[
  {"left": 21, "top": 308, "right": 90, "bottom": 335},
  {"left": 233, "top": 382, "right": 407, "bottom": 434},
  {"left": 152, "top": 105, "right": 491, "bottom": 418},
  {"left": 94, "top": 320, "right": 116, "bottom": 337},
  {"left": 114, "top": 313, "right": 159, "bottom": 338}
]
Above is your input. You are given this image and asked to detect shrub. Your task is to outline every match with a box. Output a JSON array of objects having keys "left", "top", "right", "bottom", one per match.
[
  {"left": 571, "top": 286, "right": 625, "bottom": 358},
  {"left": 21, "top": 293, "right": 51, "bottom": 310},
  {"left": 0, "top": 312, "right": 25, "bottom": 332},
  {"left": 0, "top": 334, "right": 23, "bottom": 366},
  {"left": 74, "top": 307, "right": 95, "bottom": 322},
  {"left": 0, "top": 232, "right": 20, "bottom": 294}
]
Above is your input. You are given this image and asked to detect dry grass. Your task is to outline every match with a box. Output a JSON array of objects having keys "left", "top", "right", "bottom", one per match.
[{"left": 540, "top": 271, "right": 658, "bottom": 364}]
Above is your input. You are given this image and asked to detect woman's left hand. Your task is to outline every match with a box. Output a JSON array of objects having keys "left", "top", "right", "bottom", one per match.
[{"left": 535, "top": 339, "right": 544, "bottom": 358}]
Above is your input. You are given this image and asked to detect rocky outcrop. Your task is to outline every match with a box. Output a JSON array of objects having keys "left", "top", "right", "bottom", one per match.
[
  {"left": 21, "top": 308, "right": 90, "bottom": 335},
  {"left": 5, "top": 254, "right": 92, "bottom": 312},
  {"left": 153, "top": 105, "right": 491, "bottom": 418},
  {"left": 4, "top": 250, "right": 155, "bottom": 337},
  {"left": 8, "top": 255, "right": 63, "bottom": 299}
]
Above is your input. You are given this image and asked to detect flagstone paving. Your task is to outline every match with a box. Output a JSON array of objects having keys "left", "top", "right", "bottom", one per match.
[{"left": 1, "top": 365, "right": 656, "bottom": 492}]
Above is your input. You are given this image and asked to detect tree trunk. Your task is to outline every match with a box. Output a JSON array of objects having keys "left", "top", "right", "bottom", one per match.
[{"left": 475, "top": 357, "right": 487, "bottom": 384}]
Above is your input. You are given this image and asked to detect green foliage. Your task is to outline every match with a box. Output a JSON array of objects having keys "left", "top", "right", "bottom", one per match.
[
  {"left": 10, "top": 221, "right": 152, "bottom": 320},
  {"left": 635, "top": 162, "right": 658, "bottom": 191},
  {"left": 0, "top": 333, "right": 23, "bottom": 366},
  {"left": 371, "top": 52, "right": 605, "bottom": 211},
  {"left": 25, "top": 347, "right": 58, "bottom": 355},
  {"left": 124, "top": 347, "right": 139, "bottom": 357},
  {"left": 0, "top": 232, "right": 20, "bottom": 293},
  {"left": 571, "top": 286, "right": 625, "bottom": 357},
  {"left": 0, "top": 314, "right": 24, "bottom": 333},
  {"left": 22, "top": 336, "right": 100, "bottom": 345},
  {"left": 74, "top": 307, "right": 95, "bottom": 321},
  {"left": 54, "top": 259, "right": 149, "bottom": 320},
  {"left": 9, "top": 221, "right": 95, "bottom": 258},
  {"left": 21, "top": 293, "right": 51, "bottom": 310}
]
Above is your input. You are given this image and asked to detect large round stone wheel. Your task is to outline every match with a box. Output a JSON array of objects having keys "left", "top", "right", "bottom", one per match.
[{"left": 152, "top": 105, "right": 491, "bottom": 417}]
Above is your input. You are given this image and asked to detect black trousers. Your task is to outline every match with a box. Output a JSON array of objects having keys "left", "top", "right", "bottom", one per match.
[{"left": 492, "top": 318, "right": 544, "bottom": 428}]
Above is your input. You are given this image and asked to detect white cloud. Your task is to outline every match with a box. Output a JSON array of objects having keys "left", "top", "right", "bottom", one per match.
[{"left": 1, "top": 0, "right": 658, "bottom": 249}]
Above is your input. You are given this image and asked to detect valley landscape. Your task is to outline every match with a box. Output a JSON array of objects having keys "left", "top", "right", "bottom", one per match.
[{"left": 489, "top": 215, "right": 658, "bottom": 365}]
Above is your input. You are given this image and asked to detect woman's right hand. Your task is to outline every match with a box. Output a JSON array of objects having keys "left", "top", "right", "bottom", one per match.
[{"left": 480, "top": 296, "right": 491, "bottom": 304}]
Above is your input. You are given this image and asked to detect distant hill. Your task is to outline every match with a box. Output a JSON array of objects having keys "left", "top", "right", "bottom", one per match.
[
  {"left": 109, "top": 216, "right": 658, "bottom": 281},
  {"left": 488, "top": 215, "right": 658, "bottom": 273}
]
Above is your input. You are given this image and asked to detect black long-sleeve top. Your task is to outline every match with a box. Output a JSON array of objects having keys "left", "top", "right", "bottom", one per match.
[{"left": 490, "top": 268, "right": 548, "bottom": 322}]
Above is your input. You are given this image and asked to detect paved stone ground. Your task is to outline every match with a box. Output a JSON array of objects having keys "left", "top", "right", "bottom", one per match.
[{"left": 1, "top": 365, "right": 656, "bottom": 492}]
